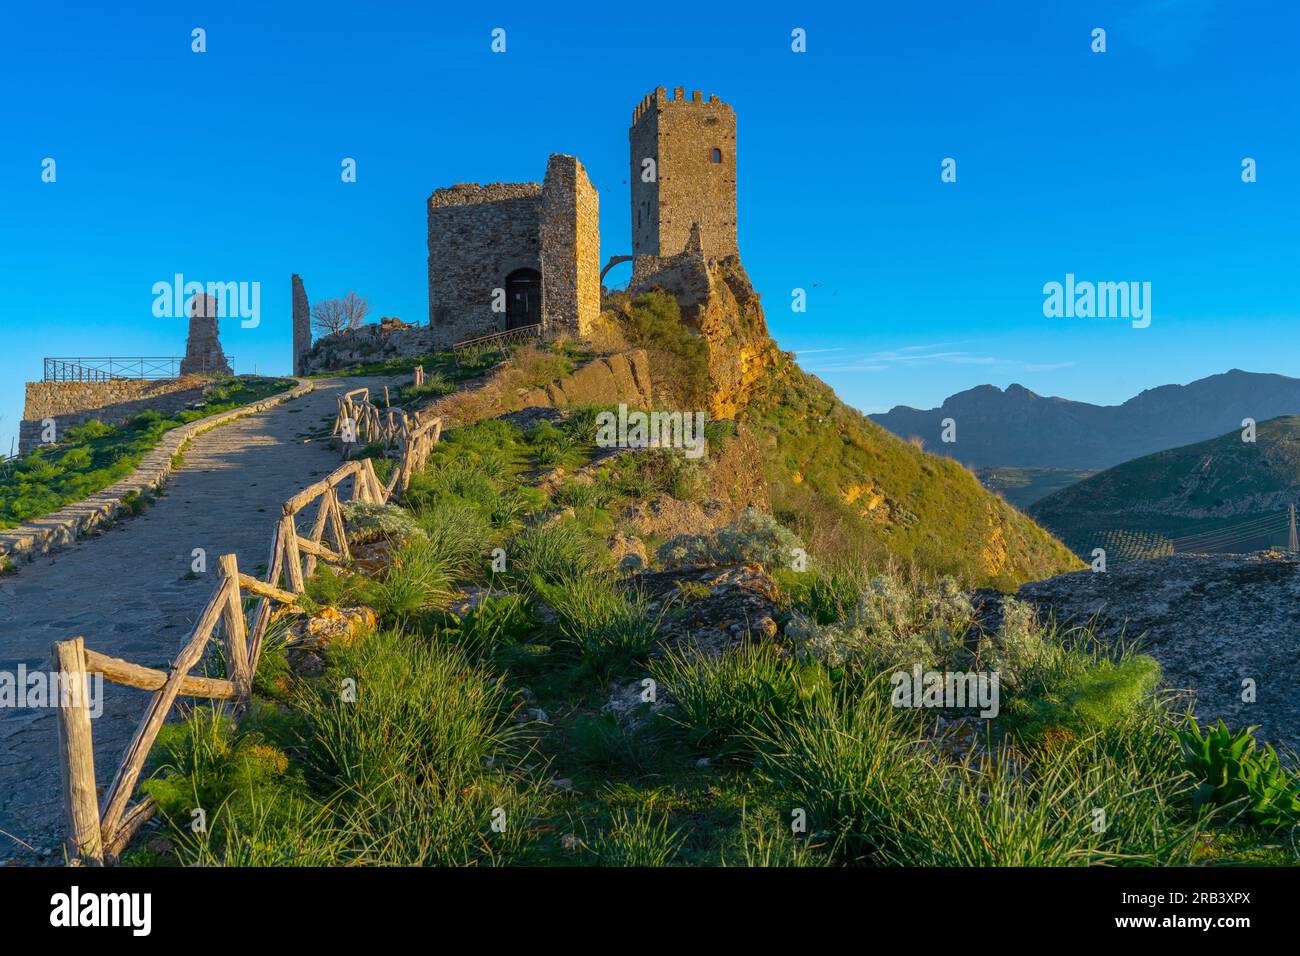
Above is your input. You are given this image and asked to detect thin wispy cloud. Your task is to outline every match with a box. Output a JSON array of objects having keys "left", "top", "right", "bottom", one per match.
[{"left": 801, "top": 344, "right": 1075, "bottom": 375}]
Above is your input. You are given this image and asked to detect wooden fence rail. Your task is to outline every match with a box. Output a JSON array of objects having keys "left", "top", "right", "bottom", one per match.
[{"left": 50, "top": 417, "right": 441, "bottom": 864}]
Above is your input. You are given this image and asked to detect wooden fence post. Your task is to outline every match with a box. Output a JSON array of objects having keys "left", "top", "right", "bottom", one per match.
[
  {"left": 217, "top": 554, "right": 251, "bottom": 697},
  {"left": 281, "top": 514, "right": 306, "bottom": 593},
  {"left": 52, "top": 637, "right": 104, "bottom": 866},
  {"left": 326, "top": 488, "right": 350, "bottom": 562},
  {"left": 99, "top": 578, "right": 229, "bottom": 842},
  {"left": 248, "top": 519, "right": 284, "bottom": 673},
  {"left": 302, "top": 493, "right": 331, "bottom": 578}
]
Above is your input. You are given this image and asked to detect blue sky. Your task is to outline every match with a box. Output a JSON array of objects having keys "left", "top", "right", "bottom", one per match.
[{"left": 1, "top": 1, "right": 1297, "bottom": 454}]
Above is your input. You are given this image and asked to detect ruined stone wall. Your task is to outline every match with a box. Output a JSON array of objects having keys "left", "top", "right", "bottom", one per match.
[
  {"left": 19, "top": 377, "right": 211, "bottom": 455},
  {"left": 540, "top": 154, "right": 600, "bottom": 339},
  {"left": 180, "top": 293, "right": 233, "bottom": 376},
  {"left": 292, "top": 274, "right": 311, "bottom": 375},
  {"left": 427, "top": 182, "right": 543, "bottom": 347},
  {"left": 299, "top": 322, "right": 441, "bottom": 373},
  {"left": 629, "top": 87, "right": 738, "bottom": 261}
]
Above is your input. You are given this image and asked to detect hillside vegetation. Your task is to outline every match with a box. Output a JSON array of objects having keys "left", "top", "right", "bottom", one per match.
[
  {"left": 1031, "top": 415, "right": 1300, "bottom": 559},
  {"left": 126, "top": 399, "right": 1297, "bottom": 867},
  {"left": 742, "top": 353, "right": 1083, "bottom": 589}
]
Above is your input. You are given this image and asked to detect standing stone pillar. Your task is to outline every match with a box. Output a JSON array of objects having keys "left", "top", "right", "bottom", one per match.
[
  {"left": 292, "top": 274, "right": 311, "bottom": 375},
  {"left": 180, "top": 293, "right": 233, "bottom": 376}
]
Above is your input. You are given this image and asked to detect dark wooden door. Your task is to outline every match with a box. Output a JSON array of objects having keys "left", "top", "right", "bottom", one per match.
[{"left": 505, "top": 269, "right": 541, "bottom": 330}]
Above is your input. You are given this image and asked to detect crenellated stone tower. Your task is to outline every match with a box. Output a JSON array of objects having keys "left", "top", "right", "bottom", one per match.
[{"left": 629, "top": 87, "right": 738, "bottom": 261}]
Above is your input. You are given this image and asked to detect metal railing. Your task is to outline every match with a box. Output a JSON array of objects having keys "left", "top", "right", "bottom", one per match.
[
  {"left": 451, "top": 324, "right": 542, "bottom": 366},
  {"left": 42, "top": 357, "right": 231, "bottom": 382}
]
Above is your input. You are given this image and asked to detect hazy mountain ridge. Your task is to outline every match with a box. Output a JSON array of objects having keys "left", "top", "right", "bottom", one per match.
[{"left": 871, "top": 370, "right": 1300, "bottom": 470}]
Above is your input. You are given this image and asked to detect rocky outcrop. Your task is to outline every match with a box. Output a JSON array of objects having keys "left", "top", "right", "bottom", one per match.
[
  {"left": 300, "top": 321, "right": 440, "bottom": 373},
  {"left": 180, "top": 293, "right": 233, "bottom": 377},
  {"left": 1017, "top": 552, "right": 1300, "bottom": 749},
  {"left": 517, "top": 350, "right": 652, "bottom": 408},
  {"left": 629, "top": 224, "right": 778, "bottom": 419}
]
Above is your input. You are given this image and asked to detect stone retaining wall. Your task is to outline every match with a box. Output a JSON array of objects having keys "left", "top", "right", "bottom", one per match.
[
  {"left": 0, "top": 380, "right": 313, "bottom": 564},
  {"left": 20, "top": 377, "right": 214, "bottom": 456}
]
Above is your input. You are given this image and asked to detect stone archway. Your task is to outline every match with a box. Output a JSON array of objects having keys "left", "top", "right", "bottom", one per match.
[{"left": 600, "top": 255, "right": 633, "bottom": 284}]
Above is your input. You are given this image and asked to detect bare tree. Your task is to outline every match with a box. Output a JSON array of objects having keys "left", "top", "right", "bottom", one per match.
[{"left": 311, "top": 291, "right": 370, "bottom": 337}]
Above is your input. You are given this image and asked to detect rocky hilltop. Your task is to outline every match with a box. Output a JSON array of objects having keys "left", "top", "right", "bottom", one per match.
[
  {"left": 1017, "top": 552, "right": 1300, "bottom": 751},
  {"left": 871, "top": 370, "right": 1300, "bottom": 471},
  {"left": 627, "top": 225, "right": 778, "bottom": 420},
  {"left": 621, "top": 238, "right": 1082, "bottom": 589}
]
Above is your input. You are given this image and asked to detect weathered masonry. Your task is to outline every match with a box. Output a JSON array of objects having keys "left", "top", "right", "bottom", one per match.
[
  {"left": 426, "top": 154, "right": 599, "bottom": 346},
  {"left": 630, "top": 87, "right": 738, "bottom": 261},
  {"left": 424, "top": 88, "right": 739, "bottom": 347}
]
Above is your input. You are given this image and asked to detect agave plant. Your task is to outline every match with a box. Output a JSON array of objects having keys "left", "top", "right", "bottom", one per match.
[{"left": 1174, "top": 718, "right": 1300, "bottom": 829}]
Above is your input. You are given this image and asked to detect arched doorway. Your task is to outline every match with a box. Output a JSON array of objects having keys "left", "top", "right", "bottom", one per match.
[{"left": 505, "top": 268, "right": 542, "bottom": 330}]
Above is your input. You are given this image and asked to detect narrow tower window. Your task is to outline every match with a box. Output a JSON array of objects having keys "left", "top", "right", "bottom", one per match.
[{"left": 710, "top": 148, "right": 722, "bottom": 163}]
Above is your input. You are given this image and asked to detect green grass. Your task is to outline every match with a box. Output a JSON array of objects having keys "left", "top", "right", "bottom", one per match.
[
  {"left": 0, "top": 376, "right": 292, "bottom": 528},
  {"left": 742, "top": 353, "right": 1082, "bottom": 589}
]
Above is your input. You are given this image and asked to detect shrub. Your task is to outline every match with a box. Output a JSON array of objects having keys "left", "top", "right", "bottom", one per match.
[
  {"left": 754, "top": 677, "right": 1199, "bottom": 865},
  {"left": 657, "top": 508, "right": 804, "bottom": 571},
  {"left": 294, "top": 626, "right": 514, "bottom": 812},
  {"left": 370, "top": 535, "right": 456, "bottom": 622},
  {"left": 1008, "top": 655, "right": 1161, "bottom": 743},
  {"left": 448, "top": 593, "right": 536, "bottom": 661},
  {"left": 413, "top": 496, "right": 493, "bottom": 578},
  {"left": 725, "top": 805, "right": 828, "bottom": 867},
  {"left": 509, "top": 521, "right": 601, "bottom": 587},
  {"left": 784, "top": 573, "right": 974, "bottom": 672},
  {"left": 617, "top": 291, "right": 709, "bottom": 407}
]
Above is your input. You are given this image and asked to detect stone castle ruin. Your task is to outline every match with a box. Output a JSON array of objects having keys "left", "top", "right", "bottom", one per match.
[
  {"left": 630, "top": 88, "right": 738, "bottom": 261},
  {"left": 296, "top": 86, "right": 773, "bottom": 415},
  {"left": 179, "top": 293, "right": 233, "bottom": 376},
  {"left": 425, "top": 154, "right": 600, "bottom": 347},
  {"left": 419, "top": 87, "right": 740, "bottom": 349}
]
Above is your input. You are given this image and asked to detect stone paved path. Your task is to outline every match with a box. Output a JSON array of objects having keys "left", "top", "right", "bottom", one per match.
[{"left": 0, "top": 375, "right": 401, "bottom": 862}]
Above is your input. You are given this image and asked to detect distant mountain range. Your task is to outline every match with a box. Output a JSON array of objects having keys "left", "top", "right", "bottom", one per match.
[
  {"left": 870, "top": 370, "right": 1300, "bottom": 471},
  {"left": 1028, "top": 415, "right": 1300, "bottom": 561}
]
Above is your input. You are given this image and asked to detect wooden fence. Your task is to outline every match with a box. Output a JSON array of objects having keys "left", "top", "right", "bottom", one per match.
[
  {"left": 332, "top": 386, "right": 416, "bottom": 452},
  {"left": 51, "top": 421, "right": 441, "bottom": 864}
]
